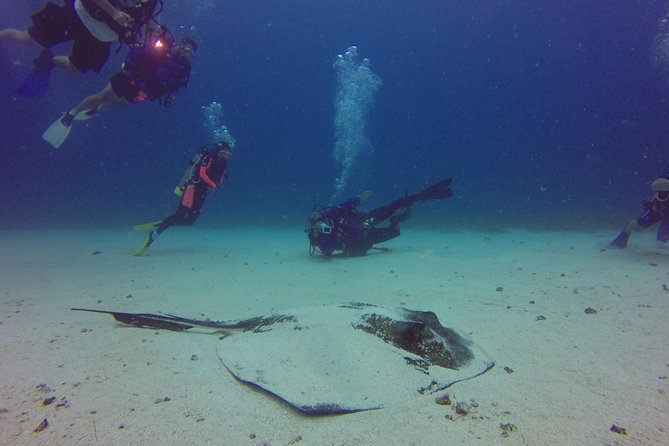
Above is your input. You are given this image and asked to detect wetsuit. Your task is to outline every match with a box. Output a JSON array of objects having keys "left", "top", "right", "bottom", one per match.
[
  {"left": 309, "top": 196, "right": 416, "bottom": 256},
  {"left": 308, "top": 179, "right": 453, "bottom": 257},
  {"left": 610, "top": 173, "right": 669, "bottom": 248},
  {"left": 155, "top": 152, "right": 228, "bottom": 235},
  {"left": 636, "top": 185, "right": 669, "bottom": 242},
  {"left": 110, "top": 42, "right": 191, "bottom": 102},
  {"left": 27, "top": 0, "right": 159, "bottom": 73}
]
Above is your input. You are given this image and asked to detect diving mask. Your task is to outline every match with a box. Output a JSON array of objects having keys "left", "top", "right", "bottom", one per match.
[{"left": 317, "top": 222, "right": 332, "bottom": 235}]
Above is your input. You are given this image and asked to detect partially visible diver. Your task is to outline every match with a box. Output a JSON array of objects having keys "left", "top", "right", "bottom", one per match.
[
  {"left": 0, "top": 0, "right": 164, "bottom": 98},
  {"left": 609, "top": 169, "right": 669, "bottom": 249},
  {"left": 132, "top": 142, "right": 232, "bottom": 256},
  {"left": 306, "top": 178, "right": 453, "bottom": 257},
  {"left": 42, "top": 33, "right": 196, "bottom": 148}
]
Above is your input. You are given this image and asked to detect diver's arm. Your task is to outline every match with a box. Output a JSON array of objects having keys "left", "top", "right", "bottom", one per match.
[
  {"left": 336, "top": 191, "right": 371, "bottom": 212},
  {"left": 144, "top": 14, "right": 162, "bottom": 40},
  {"left": 87, "top": 0, "right": 134, "bottom": 28}
]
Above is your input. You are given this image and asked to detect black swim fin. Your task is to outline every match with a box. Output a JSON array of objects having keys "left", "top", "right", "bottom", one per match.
[
  {"left": 416, "top": 178, "right": 453, "bottom": 201},
  {"left": 609, "top": 230, "right": 630, "bottom": 249},
  {"left": 16, "top": 48, "right": 54, "bottom": 98}
]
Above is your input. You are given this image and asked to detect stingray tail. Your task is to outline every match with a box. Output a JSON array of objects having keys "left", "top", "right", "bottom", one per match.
[
  {"left": 71, "top": 308, "right": 251, "bottom": 333},
  {"left": 71, "top": 308, "right": 194, "bottom": 331}
]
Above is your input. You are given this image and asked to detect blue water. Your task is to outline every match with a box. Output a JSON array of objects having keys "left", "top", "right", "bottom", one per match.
[{"left": 1, "top": 0, "right": 668, "bottom": 231}]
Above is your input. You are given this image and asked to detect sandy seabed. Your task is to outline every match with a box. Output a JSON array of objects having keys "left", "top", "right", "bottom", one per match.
[{"left": 0, "top": 227, "right": 668, "bottom": 446}]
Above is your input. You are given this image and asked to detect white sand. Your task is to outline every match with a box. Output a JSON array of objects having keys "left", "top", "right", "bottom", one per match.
[{"left": 0, "top": 227, "right": 668, "bottom": 445}]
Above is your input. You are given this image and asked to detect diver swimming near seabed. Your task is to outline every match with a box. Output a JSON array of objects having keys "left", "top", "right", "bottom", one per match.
[
  {"left": 609, "top": 168, "right": 669, "bottom": 249},
  {"left": 307, "top": 178, "right": 454, "bottom": 257},
  {"left": 132, "top": 141, "right": 232, "bottom": 256}
]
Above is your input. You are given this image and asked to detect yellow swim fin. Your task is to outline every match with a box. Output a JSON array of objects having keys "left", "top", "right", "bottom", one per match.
[
  {"left": 132, "top": 220, "right": 163, "bottom": 232},
  {"left": 132, "top": 231, "right": 157, "bottom": 256}
]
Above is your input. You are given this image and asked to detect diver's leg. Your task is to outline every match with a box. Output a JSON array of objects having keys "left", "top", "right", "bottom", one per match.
[
  {"left": 0, "top": 29, "right": 39, "bottom": 45},
  {"left": 133, "top": 212, "right": 177, "bottom": 256},
  {"left": 609, "top": 208, "right": 658, "bottom": 249},
  {"left": 370, "top": 179, "right": 453, "bottom": 223},
  {"left": 609, "top": 220, "right": 637, "bottom": 249},
  {"left": 388, "top": 207, "right": 412, "bottom": 228},
  {"left": 66, "top": 34, "right": 111, "bottom": 75},
  {"left": 161, "top": 187, "right": 206, "bottom": 230},
  {"left": 134, "top": 208, "right": 184, "bottom": 256},
  {"left": 53, "top": 55, "right": 82, "bottom": 75},
  {"left": 173, "top": 188, "right": 207, "bottom": 226},
  {"left": 367, "top": 197, "right": 415, "bottom": 224},
  {"left": 657, "top": 219, "right": 669, "bottom": 243},
  {"left": 181, "top": 211, "right": 201, "bottom": 226},
  {"left": 366, "top": 227, "right": 401, "bottom": 250},
  {"left": 148, "top": 186, "right": 205, "bottom": 248},
  {"left": 68, "top": 83, "right": 128, "bottom": 117}
]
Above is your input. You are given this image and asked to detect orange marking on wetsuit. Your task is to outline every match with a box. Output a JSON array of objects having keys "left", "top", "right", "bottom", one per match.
[
  {"left": 129, "top": 80, "right": 148, "bottom": 102},
  {"left": 181, "top": 184, "right": 195, "bottom": 208},
  {"left": 134, "top": 90, "right": 148, "bottom": 102}
]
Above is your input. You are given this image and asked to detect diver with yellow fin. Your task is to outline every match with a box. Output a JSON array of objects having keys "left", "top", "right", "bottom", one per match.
[{"left": 133, "top": 141, "right": 232, "bottom": 256}]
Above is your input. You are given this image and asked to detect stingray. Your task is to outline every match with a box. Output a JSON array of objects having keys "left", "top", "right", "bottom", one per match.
[{"left": 73, "top": 303, "right": 494, "bottom": 415}]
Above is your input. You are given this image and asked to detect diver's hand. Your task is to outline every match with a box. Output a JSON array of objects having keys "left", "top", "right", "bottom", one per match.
[{"left": 112, "top": 10, "right": 135, "bottom": 30}]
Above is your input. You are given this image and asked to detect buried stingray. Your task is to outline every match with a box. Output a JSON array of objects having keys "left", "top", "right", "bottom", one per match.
[{"left": 72, "top": 303, "right": 494, "bottom": 415}]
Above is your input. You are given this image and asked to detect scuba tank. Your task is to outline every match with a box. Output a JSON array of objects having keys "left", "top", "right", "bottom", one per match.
[
  {"left": 80, "top": 0, "right": 163, "bottom": 47},
  {"left": 174, "top": 148, "right": 208, "bottom": 196}
]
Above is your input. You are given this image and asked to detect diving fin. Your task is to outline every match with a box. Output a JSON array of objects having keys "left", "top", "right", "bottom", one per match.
[
  {"left": 609, "top": 230, "right": 630, "bottom": 249},
  {"left": 132, "top": 220, "right": 163, "bottom": 232},
  {"left": 133, "top": 230, "right": 157, "bottom": 256},
  {"left": 42, "top": 113, "right": 74, "bottom": 148},
  {"left": 16, "top": 48, "right": 54, "bottom": 98},
  {"left": 389, "top": 207, "right": 412, "bottom": 227},
  {"left": 419, "top": 178, "right": 453, "bottom": 200},
  {"left": 16, "top": 70, "right": 50, "bottom": 98}
]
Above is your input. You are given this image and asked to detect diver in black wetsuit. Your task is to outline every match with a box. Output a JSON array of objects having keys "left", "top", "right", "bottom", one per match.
[
  {"left": 0, "top": 0, "right": 163, "bottom": 97},
  {"left": 306, "top": 179, "right": 453, "bottom": 257},
  {"left": 132, "top": 142, "right": 232, "bottom": 256},
  {"left": 42, "top": 33, "right": 196, "bottom": 148},
  {"left": 609, "top": 168, "right": 669, "bottom": 249}
]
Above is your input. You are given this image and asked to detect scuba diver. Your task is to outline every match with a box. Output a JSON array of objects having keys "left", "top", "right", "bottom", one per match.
[
  {"left": 306, "top": 178, "right": 454, "bottom": 257},
  {"left": 42, "top": 33, "right": 196, "bottom": 148},
  {"left": 0, "top": 0, "right": 164, "bottom": 98},
  {"left": 609, "top": 168, "right": 669, "bottom": 249},
  {"left": 132, "top": 141, "right": 232, "bottom": 256}
]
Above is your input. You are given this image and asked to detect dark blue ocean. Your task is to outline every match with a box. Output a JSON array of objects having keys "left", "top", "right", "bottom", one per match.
[{"left": 1, "top": 0, "right": 668, "bottom": 231}]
